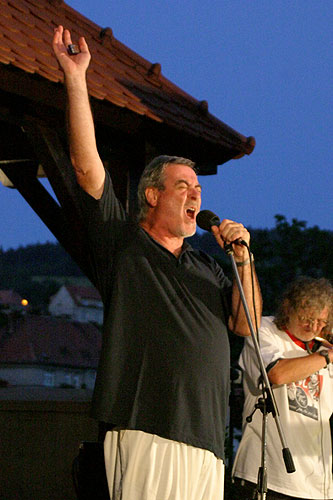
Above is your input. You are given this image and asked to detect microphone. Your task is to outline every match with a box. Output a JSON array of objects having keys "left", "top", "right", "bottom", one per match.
[{"left": 196, "top": 210, "right": 247, "bottom": 247}]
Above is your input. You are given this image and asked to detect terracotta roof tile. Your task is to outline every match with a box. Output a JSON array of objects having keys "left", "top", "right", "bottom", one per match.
[
  {"left": 37, "top": 66, "right": 63, "bottom": 83},
  {"left": 8, "top": 0, "right": 30, "bottom": 15},
  {"left": 91, "top": 56, "right": 108, "bottom": 71},
  {"left": 0, "top": 290, "right": 23, "bottom": 306},
  {"left": 33, "top": 7, "right": 52, "bottom": 24},
  {"left": 0, "top": 6, "right": 10, "bottom": 19},
  {"left": 88, "top": 87, "right": 107, "bottom": 101},
  {"left": 31, "top": 13, "right": 55, "bottom": 38},
  {"left": 5, "top": 34, "right": 36, "bottom": 61},
  {"left": 25, "top": 0, "right": 42, "bottom": 8},
  {"left": 0, "top": 314, "right": 101, "bottom": 368},
  {"left": 0, "top": 34, "right": 10, "bottom": 53},
  {"left": 0, "top": 52, "right": 13, "bottom": 64},
  {"left": 11, "top": 7, "right": 34, "bottom": 27},
  {"left": 0, "top": 0, "right": 255, "bottom": 157},
  {"left": 34, "top": 49, "right": 60, "bottom": 70},
  {"left": 64, "top": 285, "right": 101, "bottom": 302},
  {"left": 0, "top": 15, "right": 18, "bottom": 35},
  {"left": 104, "top": 93, "right": 127, "bottom": 107}
]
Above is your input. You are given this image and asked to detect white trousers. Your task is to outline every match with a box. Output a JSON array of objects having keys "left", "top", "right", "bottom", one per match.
[{"left": 104, "top": 429, "right": 224, "bottom": 500}]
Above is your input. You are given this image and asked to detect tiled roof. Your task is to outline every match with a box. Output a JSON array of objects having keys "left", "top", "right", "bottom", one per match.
[
  {"left": 0, "top": 385, "right": 93, "bottom": 401},
  {"left": 0, "top": 0, "right": 254, "bottom": 155},
  {"left": 0, "top": 314, "right": 101, "bottom": 368},
  {"left": 0, "top": 289, "right": 22, "bottom": 306},
  {"left": 65, "top": 285, "right": 101, "bottom": 304}
]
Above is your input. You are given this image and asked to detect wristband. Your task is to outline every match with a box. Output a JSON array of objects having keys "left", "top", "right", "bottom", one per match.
[
  {"left": 319, "top": 349, "right": 331, "bottom": 368},
  {"left": 236, "top": 253, "right": 254, "bottom": 267}
]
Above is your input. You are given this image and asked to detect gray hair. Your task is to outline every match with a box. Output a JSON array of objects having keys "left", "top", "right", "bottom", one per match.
[
  {"left": 274, "top": 276, "right": 333, "bottom": 330},
  {"left": 137, "top": 155, "right": 196, "bottom": 222}
]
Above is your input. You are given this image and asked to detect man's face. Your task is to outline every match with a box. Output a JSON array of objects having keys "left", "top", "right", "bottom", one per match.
[
  {"left": 287, "top": 306, "right": 329, "bottom": 341},
  {"left": 153, "top": 164, "right": 202, "bottom": 238}
]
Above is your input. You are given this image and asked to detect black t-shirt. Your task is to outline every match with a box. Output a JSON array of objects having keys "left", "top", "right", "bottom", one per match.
[{"left": 79, "top": 170, "right": 232, "bottom": 460}]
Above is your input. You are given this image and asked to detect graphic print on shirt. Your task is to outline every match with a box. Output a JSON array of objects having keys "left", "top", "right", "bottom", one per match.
[{"left": 287, "top": 373, "right": 322, "bottom": 420}]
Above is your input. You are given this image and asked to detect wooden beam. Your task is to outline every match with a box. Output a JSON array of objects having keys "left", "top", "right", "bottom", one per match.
[
  {"left": 1, "top": 162, "right": 67, "bottom": 241},
  {"left": 2, "top": 118, "right": 98, "bottom": 285}
]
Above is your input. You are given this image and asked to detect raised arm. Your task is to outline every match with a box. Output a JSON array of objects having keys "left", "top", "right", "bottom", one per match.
[
  {"left": 52, "top": 25, "right": 105, "bottom": 199},
  {"left": 211, "top": 219, "right": 262, "bottom": 336}
]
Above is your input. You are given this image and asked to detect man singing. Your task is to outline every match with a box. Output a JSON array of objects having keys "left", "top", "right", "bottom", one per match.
[{"left": 52, "top": 25, "right": 262, "bottom": 500}]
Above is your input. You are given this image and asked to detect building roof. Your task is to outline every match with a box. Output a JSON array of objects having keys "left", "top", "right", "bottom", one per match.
[
  {"left": 0, "top": 0, "right": 255, "bottom": 158},
  {"left": 0, "top": 289, "right": 23, "bottom": 306},
  {"left": 0, "top": 386, "right": 93, "bottom": 401},
  {"left": 64, "top": 285, "right": 102, "bottom": 305},
  {"left": 0, "top": 314, "right": 101, "bottom": 368}
]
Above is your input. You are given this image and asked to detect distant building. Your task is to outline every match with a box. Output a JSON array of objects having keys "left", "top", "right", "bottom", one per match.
[
  {"left": 0, "top": 314, "right": 101, "bottom": 391},
  {"left": 0, "top": 289, "right": 28, "bottom": 314},
  {"left": 48, "top": 285, "right": 103, "bottom": 325}
]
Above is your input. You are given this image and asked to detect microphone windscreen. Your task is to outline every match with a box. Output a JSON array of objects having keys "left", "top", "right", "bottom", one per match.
[{"left": 196, "top": 210, "right": 221, "bottom": 232}]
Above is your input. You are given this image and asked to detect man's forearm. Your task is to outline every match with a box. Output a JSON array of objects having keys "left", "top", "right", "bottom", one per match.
[
  {"left": 53, "top": 26, "right": 105, "bottom": 198},
  {"left": 229, "top": 261, "right": 262, "bottom": 336},
  {"left": 66, "top": 74, "right": 99, "bottom": 175},
  {"left": 268, "top": 352, "right": 330, "bottom": 385}
]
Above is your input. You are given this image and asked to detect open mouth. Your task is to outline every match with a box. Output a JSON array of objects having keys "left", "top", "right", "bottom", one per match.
[{"left": 186, "top": 208, "right": 196, "bottom": 220}]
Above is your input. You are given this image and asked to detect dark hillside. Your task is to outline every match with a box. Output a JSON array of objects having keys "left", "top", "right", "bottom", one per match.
[{"left": 1, "top": 215, "right": 332, "bottom": 314}]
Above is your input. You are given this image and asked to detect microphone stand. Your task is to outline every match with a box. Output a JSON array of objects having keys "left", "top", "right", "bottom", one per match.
[{"left": 225, "top": 245, "right": 295, "bottom": 499}]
